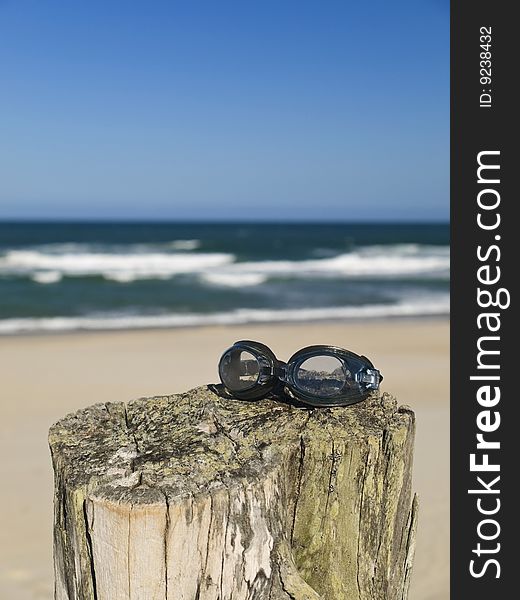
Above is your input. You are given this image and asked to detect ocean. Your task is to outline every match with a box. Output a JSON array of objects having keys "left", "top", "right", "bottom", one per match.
[{"left": 0, "top": 222, "right": 449, "bottom": 334}]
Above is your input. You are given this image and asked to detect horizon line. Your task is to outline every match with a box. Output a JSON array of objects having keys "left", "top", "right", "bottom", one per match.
[{"left": 0, "top": 217, "right": 450, "bottom": 225}]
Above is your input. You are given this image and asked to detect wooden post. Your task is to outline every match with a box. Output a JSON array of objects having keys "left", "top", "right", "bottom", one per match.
[{"left": 49, "top": 385, "right": 418, "bottom": 600}]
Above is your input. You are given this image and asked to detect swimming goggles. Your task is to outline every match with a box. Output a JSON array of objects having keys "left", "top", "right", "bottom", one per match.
[{"left": 218, "top": 340, "right": 382, "bottom": 408}]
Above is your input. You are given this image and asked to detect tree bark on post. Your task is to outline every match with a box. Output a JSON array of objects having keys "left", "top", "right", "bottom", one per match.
[{"left": 49, "top": 385, "right": 418, "bottom": 600}]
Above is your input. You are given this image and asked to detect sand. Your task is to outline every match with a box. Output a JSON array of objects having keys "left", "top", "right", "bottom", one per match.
[{"left": 0, "top": 318, "right": 449, "bottom": 600}]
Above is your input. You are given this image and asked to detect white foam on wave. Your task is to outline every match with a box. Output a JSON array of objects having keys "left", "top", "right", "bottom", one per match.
[
  {"left": 168, "top": 239, "right": 201, "bottom": 250},
  {"left": 228, "top": 246, "right": 450, "bottom": 278},
  {"left": 0, "top": 295, "right": 450, "bottom": 334},
  {"left": 0, "top": 250, "right": 234, "bottom": 281},
  {"left": 31, "top": 271, "right": 63, "bottom": 284},
  {"left": 200, "top": 272, "right": 269, "bottom": 287},
  {"left": 20, "top": 240, "right": 202, "bottom": 253}
]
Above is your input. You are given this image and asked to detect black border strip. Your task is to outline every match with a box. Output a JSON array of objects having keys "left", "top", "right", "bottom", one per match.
[{"left": 451, "top": 1, "right": 515, "bottom": 595}]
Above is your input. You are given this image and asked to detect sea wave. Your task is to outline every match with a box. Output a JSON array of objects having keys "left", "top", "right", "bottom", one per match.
[
  {"left": 1, "top": 250, "right": 234, "bottom": 281},
  {"left": 167, "top": 239, "right": 201, "bottom": 250},
  {"left": 9, "top": 240, "right": 202, "bottom": 253},
  {"left": 0, "top": 244, "right": 450, "bottom": 284},
  {"left": 0, "top": 295, "right": 450, "bottom": 334},
  {"left": 197, "top": 244, "right": 450, "bottom": 285}
]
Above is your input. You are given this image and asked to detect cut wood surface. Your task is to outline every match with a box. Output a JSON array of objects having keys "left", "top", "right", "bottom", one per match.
[{"left": 49, "top": 385, "right": 418, "bottom": 600}]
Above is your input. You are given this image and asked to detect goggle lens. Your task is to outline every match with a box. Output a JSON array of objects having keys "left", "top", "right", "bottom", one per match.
[
  {"left": 219, "top": 349, "right": 260, "bottom": 391},
  {"left": 295, "top": 355, "right": 348, "bottom": 398}
]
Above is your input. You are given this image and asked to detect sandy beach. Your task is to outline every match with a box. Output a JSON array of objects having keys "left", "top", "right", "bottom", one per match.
[{"left": 0, "top": 318, "right": 448, "bottom": 600}]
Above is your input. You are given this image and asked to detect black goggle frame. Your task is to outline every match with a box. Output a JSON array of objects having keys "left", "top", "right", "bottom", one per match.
[{"left": 218, "top": 340, "right": 382, "bottom": 408}]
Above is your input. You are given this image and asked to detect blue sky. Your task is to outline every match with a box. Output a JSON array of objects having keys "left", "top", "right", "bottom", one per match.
[{"left": 0, "top": 0, "right": 448, "bottom": 221}]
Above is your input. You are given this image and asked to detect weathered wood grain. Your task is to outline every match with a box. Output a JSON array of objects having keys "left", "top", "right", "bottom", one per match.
[{"left": 49, "top": 385, "right": 418, "bottom": 600}]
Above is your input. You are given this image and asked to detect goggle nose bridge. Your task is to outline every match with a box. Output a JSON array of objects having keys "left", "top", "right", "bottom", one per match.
[{"left": 274, "top": 360, "right": 287, "bottom": 382}]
